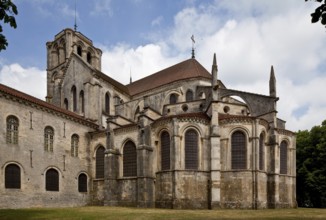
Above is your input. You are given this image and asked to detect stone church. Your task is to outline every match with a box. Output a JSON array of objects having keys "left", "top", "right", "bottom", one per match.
[{"left": 0, "top": 28, "right": 296, "bottom": 209}]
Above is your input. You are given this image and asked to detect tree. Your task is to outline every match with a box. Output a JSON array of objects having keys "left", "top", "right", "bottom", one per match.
[
  {"left": 296, "top": 120, "right": 326, "bottom": 207},
  {"left": 0, "top": 0, "right": 18, "bottom": 51}
]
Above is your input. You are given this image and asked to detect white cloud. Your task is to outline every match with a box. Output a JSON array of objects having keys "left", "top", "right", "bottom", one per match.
[
  {"left": 101, "top": 43, "right": 182, "bottom": 84},
  {"left": 90, "top": 0, "right": 113, "bottom": 16},
  {"left": 151, "top": 16, "right": 163, "bottom": 26},
  {"left": 99, "top": 0, "right": 326, "bottom": 131},
  {"left": 6, "top": 0, "right": 326, "bottom": 131},
  {"left": 0, "top": 64, "right": 46, "bottom": 100}
]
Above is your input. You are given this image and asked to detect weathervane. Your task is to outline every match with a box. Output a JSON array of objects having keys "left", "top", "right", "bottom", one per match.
[
  {"left": 191, "top": 35, "right": 195, "bottom": 59},
  {"left": 74, "top": 0, "right": 78, "bottom": 31}
]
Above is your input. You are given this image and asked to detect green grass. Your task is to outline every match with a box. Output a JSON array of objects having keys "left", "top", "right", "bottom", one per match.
[{"left": 0, "top": 207, "right": 325, "bottom": 220}]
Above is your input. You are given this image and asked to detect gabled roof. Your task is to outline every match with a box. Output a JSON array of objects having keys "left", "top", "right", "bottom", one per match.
[
  {"left": 126, "top": 58, "right": 212, "bottom": 96},
  {"left": 95, "top": 70, "right": 129, "bottom": 95},
  {"left": 0, "top": 83, "right": 98, "bottom": 128}
]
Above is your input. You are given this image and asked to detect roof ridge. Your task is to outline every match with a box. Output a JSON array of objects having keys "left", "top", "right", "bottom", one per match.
[
  {"left": 0, "top": 83, "right": 98, "bottom": 128},
  {"left": 126, "top": 58, "right": 211, "bottom": 96}
]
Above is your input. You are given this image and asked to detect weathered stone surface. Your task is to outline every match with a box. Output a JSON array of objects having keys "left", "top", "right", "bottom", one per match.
[{"left": 0, "top": 28, "right": 296, "bottom": 209}]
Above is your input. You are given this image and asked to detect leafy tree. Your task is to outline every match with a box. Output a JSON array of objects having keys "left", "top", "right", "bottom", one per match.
[
  {"left": 297, "top": 120, "right": 326, "bottom": 207},
  {"left": 0, "top": 0, "right": 18, "bottom": 51}
]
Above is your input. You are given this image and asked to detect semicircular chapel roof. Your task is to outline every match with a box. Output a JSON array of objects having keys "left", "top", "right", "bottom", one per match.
[{"left": 126, "top": 58, "right": 212, "bottom": 96}]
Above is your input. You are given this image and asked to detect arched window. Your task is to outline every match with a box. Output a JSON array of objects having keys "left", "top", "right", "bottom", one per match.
[
  {"left": 280, "top": 141, "right": 288, "bottom": 174},
  {"left": 46, "top": 169, "right": 59, "bottom": 191},
  {"left": 77, "top": 46, "right": 82, "bottom": 56},
  {"left": 231, "top": 131, "right": 246, "bottom": 169},
  {"left": 161, "top": 131, "right": 170, "bottom": 170},
  {"left": 44, "top": 126, "right": 54, "bottom": 152},
  {"left": 64, "top": 98, "right": 68, "bottom": 110},
  {"left": 123, "top": 141, "right": 137, "bottom": 177},
  {"left": 71, "top": 134, "right": 79, "bottom": 157},
  {"left": 5, "top": 164, "right": 20, "bottom": 189},
  {"left": 186, "top": 90, "right": 193, "bottom": 102},
  {"left": 87, "top": 52, "right": 92, "bottom": 64},
  {"left": 6, "top": 116, "right": 19, "bottom": 144},
  {"left": 105, "top": 92, "right": 110, "bottom": 114},
  {"left": 72, "top": 86, "right": 77, "bottom": 112},
  {"left": 96, "top": 146, "right": 105, "bottom": 179},
  {"left": 79, "top": 90, "right": 85, "bottom": 113},
  {"left": 185, "top": 129, "right": 198, "bottom": 170},
  {"left": 169, "top": 94, "right": 177, "bottom": 104},
  {"left": 78, "top": 173, "right": 87, "bottom": 192},
  {"left": 259, "top": 133, "right": 265, "bottom": 170}
]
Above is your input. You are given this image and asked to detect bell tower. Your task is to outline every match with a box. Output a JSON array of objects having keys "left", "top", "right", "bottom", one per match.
[{"left": 45, "top": 28, "right": 102, "bottom": 106}]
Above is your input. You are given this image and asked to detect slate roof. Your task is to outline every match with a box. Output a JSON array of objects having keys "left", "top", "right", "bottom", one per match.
[{"left": 126, "top": 58, "right": 212, "bottom": 96}]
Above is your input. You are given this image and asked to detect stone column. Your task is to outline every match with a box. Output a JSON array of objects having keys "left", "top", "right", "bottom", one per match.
[
  {"left": 210, "top": 102, "right": 221, "bottom": 209},
  {"left": 136, "top": 112, "right": 154, "bottom": 207},
  {"left": 267, "top": 123, "right": 279, "bottom": 208},
  {"left": 104, "top": 116, "right": 120, "bottom": 206},
  {"left": 251, "top": 119, "right": 259, "bottom": 209},
  {"left": 171, "top": 118, "right": 180, "bottom": 208}
]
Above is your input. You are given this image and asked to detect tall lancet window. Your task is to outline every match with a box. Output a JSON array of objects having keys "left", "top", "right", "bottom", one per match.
[
  {"left": 231, "top": 131, "right": 246, "bottom": 169},
  {"left": 259, "top": 133, "right": 265, "bottom": 170},
  {"left": 44, "top": 126, "right": 54, "bottom": 152},
  {"left": 280, "top": 141, "right": 288, "bottom": 174},
  {"left": 185, "top": 129, "right": 198, "bottom": 170},
  {"left": 6, "top": 116, "right": 19, "bottom": 144},
  {"left": 161, "top": 131, "right": 170, "bottom": 170},
  {"left": 71, "top": 134, "right": 79, "bottom": 157},
  {"left": 96, "top": 146, "right": 105, "bottom": 179},
  {"left": 72, "top": 86, "right": 77, "bottom": 112},
  {"left": 105, "top": 92, "right": 110, "bottom": 114},
  {"left": 123, "top": 141, "right": 137, "bottom": 177},
  {"left": 79, "top": 90, "right": 85, "bottom": 113}
]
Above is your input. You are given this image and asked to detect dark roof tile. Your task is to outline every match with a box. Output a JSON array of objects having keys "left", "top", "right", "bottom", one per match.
[{"left": 127, "top": 59, "right": 212, "bottom": 96}]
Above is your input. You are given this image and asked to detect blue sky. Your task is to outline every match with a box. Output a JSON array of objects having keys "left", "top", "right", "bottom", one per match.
[{"left": 0, "top": 0, "right": 326, "bottom": 131}]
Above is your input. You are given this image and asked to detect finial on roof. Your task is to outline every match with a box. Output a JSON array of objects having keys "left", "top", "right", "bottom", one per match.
[
  {"left": 74, "top": 0, "right": 78, "bottom": 31},
  {"left": 191, "top": 35, "right": 195, "bottom": 59},
  {"left": 211, "top": 53, "right": 218, "bottom": 90},
  {"left": 269, "top": 65, "right": 276, "bottom": 97},
  {"left": 213, "top": 53, "right": 217, "bottom": 66},
  {"left": 130, "top": 67, "right": 132, "bottom": 84}
]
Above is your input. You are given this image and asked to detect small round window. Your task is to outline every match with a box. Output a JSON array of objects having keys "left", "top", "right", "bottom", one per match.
[{"left": 223, "top": 106, "right": 230, "bottom": 113}]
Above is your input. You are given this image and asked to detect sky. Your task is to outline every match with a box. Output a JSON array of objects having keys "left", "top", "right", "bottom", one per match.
[{"left": 0, "top": 0, "right": 325, "bottom": 131}]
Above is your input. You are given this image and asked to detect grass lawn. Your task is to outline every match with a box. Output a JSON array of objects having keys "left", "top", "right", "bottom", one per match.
[{"left": 0, "top": 207, "right": 325, "bottom": 220}]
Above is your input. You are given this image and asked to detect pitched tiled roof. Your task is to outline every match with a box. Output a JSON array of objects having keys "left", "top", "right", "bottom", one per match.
[
  {"left": 126, "top": 58, "right": 212, "bottom": 96},
  {"left": 0, "top": 83, "right": 98, "bottom": 128},
  {"left": 95, "top": 70, "right": 129, "bottom": 95}
]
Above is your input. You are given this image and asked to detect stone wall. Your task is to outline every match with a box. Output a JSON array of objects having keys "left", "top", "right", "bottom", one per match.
[{"left": 0, "top": 94, "right": 95, "bottom": 208}]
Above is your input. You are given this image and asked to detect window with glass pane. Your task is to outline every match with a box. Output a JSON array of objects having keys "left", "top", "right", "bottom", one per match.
[
  {"left": 6, "top": 116, "right": 19, "bottom": 144},
  {"left": 123, "top": 141, "right": 137, "bottom": 177},
  {"left": 185, "top": 129, "right": 198, "bottom": 170},
  {"left": 44, "top": 126, "right": 54, "bottom": 152},
  {"left": 231, "top": 131, "right": 246, "bottom": 169},
  {"left": 46, "top": 169, "right": 59, "bottom": 191},
  {"left": 71, "top": 134, "right": 79, "bottom": 157},
  {"left": 259, "top": 133, "right": 264, "bottom": 170},
  {"left": 96, "top": 146, "right": 105, "bottom": 178},
  {"left": 280, "top": 141, "right": 288, "bottom": 174},
  {"left": 161, "top": 131, "right": 170, "bottom": 170},
  {"left": 5, "top": 164, "right": 20, "bottom": 189}
]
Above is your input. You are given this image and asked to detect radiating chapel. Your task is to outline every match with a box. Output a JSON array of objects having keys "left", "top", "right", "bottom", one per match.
[{"left": 0, "top": 28, "right": 296, "bottom": 209}]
